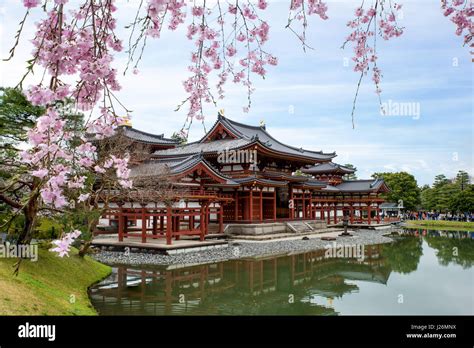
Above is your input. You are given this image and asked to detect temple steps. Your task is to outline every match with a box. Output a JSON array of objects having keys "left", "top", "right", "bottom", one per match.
[
  {"left": 225, "top": 220, "right": 328, "bottom": 237},
  {"left": 286, "top": 220, "right": 326, "bottom": 234}
]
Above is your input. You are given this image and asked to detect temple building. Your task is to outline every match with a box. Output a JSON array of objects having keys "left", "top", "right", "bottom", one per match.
[{"left": 99, "top": 113, "right": 390, "bottom": 245}]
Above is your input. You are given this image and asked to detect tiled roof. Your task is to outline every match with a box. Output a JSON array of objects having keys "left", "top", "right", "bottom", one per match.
[
  {"left": 294, "top": 180, "right": 328, "bottom": 188},
  {"left": 213, "top": 115, "right": 336, "bottom": 161},
  {"left": 130, "top": 154, "right": 238, "bottom": 186},
  {"left": 232, "top": 176, "right": 289, "bottom": 187},
  {"left": 155, "top": 115, "right": 336, "bottom": 161},
  {"left": 380, "top": 202, "right": 402, "bottom": 209},
  {"left": 120, "top": 126, "right": 178, "bottom": 145},
  {"left": 320, "top": 179, "right": 389, "bottom": 193},
  {"left": 262, "top": 171, "right": 310, "bottom": 182},
  {"left": 336, "top": 178, "right": 387, "bottom": 192},
  {"left": 302, "top": 162, "right": 355, "bottom": 175},
  {"left": 153, "top": 138, "right": 251, "bottom": 156}
]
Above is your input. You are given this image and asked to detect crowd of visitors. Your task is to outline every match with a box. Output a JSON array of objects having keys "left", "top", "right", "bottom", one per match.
[{"left": 404, "top": 211, "right": 474, "bottom": 222}]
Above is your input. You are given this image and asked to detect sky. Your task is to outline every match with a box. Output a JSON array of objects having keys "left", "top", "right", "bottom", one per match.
[{"left": 0, "top": 0, "right": 472, "bottom": 186}]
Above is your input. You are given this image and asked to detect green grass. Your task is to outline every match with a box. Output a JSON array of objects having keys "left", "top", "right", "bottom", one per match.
[
  {"left": 0, "top": 246, "right": 111, "bottom": 315},
  {"left": 404, "top": 220, "right": 474, "bottom": 231}
]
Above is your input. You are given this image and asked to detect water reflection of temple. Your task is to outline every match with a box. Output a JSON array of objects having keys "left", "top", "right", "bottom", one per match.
[{"left": 90, "top": 244, "right": 391, "bottom": 315}]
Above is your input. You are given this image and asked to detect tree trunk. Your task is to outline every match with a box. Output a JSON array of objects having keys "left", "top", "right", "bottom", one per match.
[
  {"left": 78, "top": 240, "right": 91, "bottom": 257},
  {"left": 17, "top": 192, "right": 39, "bottom": 245},
  {"left": 78, "top": 213, "right": 100, "bottom": 258}
]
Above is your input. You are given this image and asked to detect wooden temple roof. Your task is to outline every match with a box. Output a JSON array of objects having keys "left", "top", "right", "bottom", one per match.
[
  {"left": 153, "top": 138, "right": 250, "bottom": 157},
  {"left": 119, "top": 125, "right": 179, "bottom": 145},
  {"left": 302, "top": 162, "right": 356, "bottom": 175},
  {"left": 154, "top": 115, "right": 336, "bottom": 162},
  {"left": 209, "top": 115, "right": 336, "bottom": 161},
  {"left": 322, "top": 179, "right": 390, "bottom": 194},
  {"left": 231, "top": 176, "right": 289, "bottom": 187},
  {"left": 129, "top": 154, "right": 239, "bottom": 186}
]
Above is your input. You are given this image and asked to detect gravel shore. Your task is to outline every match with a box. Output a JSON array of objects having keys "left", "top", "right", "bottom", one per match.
[{"left": 91, "top": 229, "right": 397, "bottom": 267}]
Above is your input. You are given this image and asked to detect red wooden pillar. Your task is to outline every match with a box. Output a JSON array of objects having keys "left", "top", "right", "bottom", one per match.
[
  {"left": 376, "top": 204, "right": 381, "bottom": 223},
  {"left": 302, "top": 191, "right": 306, "bottom": 219},
  {"left": 321, "top": 204, "right": 325, "bottom": 220},
  {"left": 118, "top": 204, "right": 124, "bottom": 242},
  {"left": 166, "top": 206, "right": 172, "bottom": 245},
  {"left": 333, "top": 205, "right": 337, "bottom": 224},
  {"left": 327, "top": 205, "right": 331, "bottom": 224},
  {"left": 160, "top": 215, "right": 164, "bottom": 232},
  {"left": 123, "top": 209, "right": 128, "bottom": 239},
  {"left": 200, "top": 204, "right": 206, "bottom": 241},
  {"left": 234, "top": 189, "right": 239, "bottom": 221},
  {"left": 259, "top": 188, "right": 263, "bottom": 222},
  {"left": 219, "top": 204, "right": 224, "bottom": 233},
  {"left": 367, "top": 203, "right": 372, "bottom": 225},
  {"left": 174, "top": 214, "right": 180, "bottom": 241},
  {"left": 141, "top": 206, "right": 147, "bottom": 243},
  {"left": 290, "top": 187, "right": 294, "bottom": 220},
  {"left": 349, "top": 204, "right": 354, "bottom": 224},
  {"left": 206, "top": 205, "right": 210, "bottom": 233},
  {"left": 152, "top": 214, "right": 157, "bottom": 236},
  {"left": 273, "top": 189, "right": 277, "bottom": 221},
  {"left": 249, "top": 188, "right": 253, "bottom": 222}
]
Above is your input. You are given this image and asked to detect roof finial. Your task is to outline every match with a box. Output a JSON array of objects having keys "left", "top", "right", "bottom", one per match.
[
  {"left": 120, "top": 115, "right": 132, "bottom": 128},
  {"left": 259, "top": 119, "right": 265, "bottom": 129},
  {"left": 218, "top": 109, "right": 225, "bottom": 118}
]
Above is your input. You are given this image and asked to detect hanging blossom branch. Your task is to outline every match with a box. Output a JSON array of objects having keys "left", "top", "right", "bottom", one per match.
[
  {"left": 127, "top": 0, "right": 328, "bottom": 137},
  {"left": 441, "top": 0, "right": 473, "bottom": 47},
  {"left": 126, "top": 0, "right": 284, "bottom": 137},
  {"left": 286, "top": 0, "right": 328, "bottom": 51},
  {"left": 8, "top": 0, "right": 133, "bottom": 257},
  {"left": 343, "top": 1, "right": 404, "bottom": 128}
]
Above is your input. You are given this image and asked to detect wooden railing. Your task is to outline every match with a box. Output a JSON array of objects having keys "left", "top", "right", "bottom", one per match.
[{"left": 99, "top": 204, "right": 225, "bottom": 245}]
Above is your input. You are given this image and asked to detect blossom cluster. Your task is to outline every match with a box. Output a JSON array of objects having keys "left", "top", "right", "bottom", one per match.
[
  {"left": 142, "top": 0, "right": 282, "bottom": 131},
  {"left": 290, "top": 0, "right": 328, "bottom": 21},
  {"left": 441, "top": 0, "right": 473, "bottom": 46},
  {"left": 19, "top": 0, "right": 133, "bottom": 256},
  {"left": 50, "top": 229, "right": 81, "bottom": 257},
  {"left": 28, "top": 2, "right": 121, "bottom": 111},
  {"left": 345, "top": 2, "right": 404, "bottom": 95}
]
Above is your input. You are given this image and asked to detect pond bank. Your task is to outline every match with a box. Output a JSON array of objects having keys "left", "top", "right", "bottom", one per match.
[
  {"left": 0, "top": 247, "right": 111, "bottom": 315},
  {"left": 91, "top": 229, "right": 395, "bottom": 267},
  {"left": 403, "top": 220, "right": 474, "bottom": 231}
]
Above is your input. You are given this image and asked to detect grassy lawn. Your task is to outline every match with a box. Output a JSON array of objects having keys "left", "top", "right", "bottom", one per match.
[
  {"left": 404, "top": 220, "right": 474, "bottom": 231},
  {"left": 0, "top": 246, "right": 111, "bottom": 315}
]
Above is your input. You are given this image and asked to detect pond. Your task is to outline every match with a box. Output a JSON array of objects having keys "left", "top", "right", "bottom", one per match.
[{"left": 89, "top": 229, "right": 474, "bottom": 315}]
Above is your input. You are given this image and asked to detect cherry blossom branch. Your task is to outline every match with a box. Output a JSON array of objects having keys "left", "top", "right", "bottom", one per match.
[
  {"left": 441, "top": 0, "right": 473, "bottom": 47},
  {"left": 343, "top": 0, "right": 404, "bottom": 128}
]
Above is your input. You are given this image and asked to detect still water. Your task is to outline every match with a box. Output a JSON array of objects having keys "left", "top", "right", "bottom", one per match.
[{"left": 90, "top": 229, "right": 474, "bottom": 315}]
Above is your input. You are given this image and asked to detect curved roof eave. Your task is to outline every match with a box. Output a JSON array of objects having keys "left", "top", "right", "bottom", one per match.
[{"left": 199, "top": 114, "right": 336, "bottom": 160}]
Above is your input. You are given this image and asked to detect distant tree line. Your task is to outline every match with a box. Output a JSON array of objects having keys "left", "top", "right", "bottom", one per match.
[
  {"left": 420, "top": 171, "right": 473, "bottom": 213},
  {"left": 371, "top": 170, "right": 473, "bottom": 213}
]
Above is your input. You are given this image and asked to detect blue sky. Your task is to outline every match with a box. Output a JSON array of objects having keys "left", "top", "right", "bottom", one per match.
[{"left": 0, "top": 0, "right": 472, "bottom": 185}]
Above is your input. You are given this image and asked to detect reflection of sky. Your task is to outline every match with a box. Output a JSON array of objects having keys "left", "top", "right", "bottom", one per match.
[
  {"left": 330, "top": 240, "right": 474, "bottom": 315},
  {"left": 0, "top": 0, "right": 472, "bottom": 185}
]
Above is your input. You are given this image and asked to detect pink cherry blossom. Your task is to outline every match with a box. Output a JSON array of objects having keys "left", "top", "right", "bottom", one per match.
[
  {"left": 31, "top": 169, "right": 48, "bottom": 179},
  {"left": 50, "top": 230, "right": 81, "bottom": 257},
  {"left": 23, "top": 0, "right": 40, "bottom": 9},
  {"left": 78, "top": 193, "right": 90, "bottom": 202},
  {"left": 442, "top": 0, "right": 473, "bottom": 45}
]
